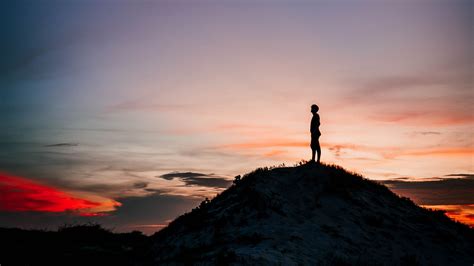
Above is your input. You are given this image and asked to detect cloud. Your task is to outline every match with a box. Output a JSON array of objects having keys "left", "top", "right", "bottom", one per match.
[
  {"left": 133, "top": 181, "right": 148, "bottom": 189},
  {"left": 323, "top": 142, "right": 473, "bottom": 160},
  {"left": 109, "top": 99, "right": 194, "bottom": 112},
  {"left": 382, "top": 174, "right": 474, "bottom": 205},
  {"left": 395, "top": 147, "right": 474, "bottom": 158},
  {"left": 264, "top": 150, "right": 286, "bottom": 157},
  {"left": 0, "top": 12, "right": 86, "bottom": 81},
  {"left": 415, "top": 131, "right": 441, "bottom": 136},
  {"left": 179, "top": 177, "right": 232, "bottom": 188},
  {"left": 0, "top": 172, "right": 120, "bottom": 215},
  {"left": 421, "top": 204, "right": 474, "bottom": 227},
  {"left": 0, "top": 190, "right": 202, "bottom": 235},
  {"left": 349, "top": 72, "right": 471, "bottom": 100},
  {"left": 215, "top": 139, "right": 472, "bottom": 161},
  {"left": 328, "top": 144, "right": 350, "bottom": 159},
  {"left": 0, "top": 35, "right": 69, "bottom": 79},
  {"left": 213, "top": 124, "right": 282, "bottom": 137},
  {"left": 343, "top": 72, "right": 474, "bottom": 126},
  {"left": 158, "top": 172, "right": 232, "bottom": 188},
  {"left": 368, "top": 111, "right": 474, "bottom": 126},
  {"left": 407, "top": 131, "right": 442, "bottom": 137},
  {"left": 383, "top": 175, "right": 474, "bottom": 226},
  {"left": 44, "top": 143, "right": 79, "bottom": 147},
  {"left": 105, "top": 191, "right": 202, "bottom": 234},
  {"left": 444, "top": 174, "right": 474, "bottom": 178},
  {"left": 160, "top": 172, "right": 207, "bottom": 180},
  {"left": 218, "top": 140, "right": 307, "bottom": 150},
  {"left": 353, "top": 75, "right": 454, "bottom": 93}
]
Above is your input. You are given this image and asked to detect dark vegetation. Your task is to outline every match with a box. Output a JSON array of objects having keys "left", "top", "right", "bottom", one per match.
[{"left": 0, "top": 223, "right": 153, "bottom": 266}]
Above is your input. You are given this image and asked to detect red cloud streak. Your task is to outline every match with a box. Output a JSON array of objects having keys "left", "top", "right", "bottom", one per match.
[{"left": 0, "top": 172, "right": 116, "bottom": 214}]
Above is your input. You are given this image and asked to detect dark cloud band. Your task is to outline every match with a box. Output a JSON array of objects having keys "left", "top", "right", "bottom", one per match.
[
  {"left": 158, "top": 172, "right": 232, "bottom": 188},
  {"left": 383, "top": 175, "right": 474, "bottom": 205}
]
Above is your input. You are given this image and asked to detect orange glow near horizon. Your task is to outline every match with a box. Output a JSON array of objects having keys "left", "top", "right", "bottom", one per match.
[
  {"left": 399, "top": 147, "right": 474, "bottom": 158},
  {"left": 422, "top": 205, "right": 474, "bottom": 227}
]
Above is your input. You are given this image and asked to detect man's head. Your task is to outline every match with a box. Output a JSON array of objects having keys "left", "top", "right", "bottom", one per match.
[{"left": 311, "top": 104, "right": 319, "bottom": 114}]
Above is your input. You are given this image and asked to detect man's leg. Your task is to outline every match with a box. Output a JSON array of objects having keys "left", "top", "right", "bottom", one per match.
[
  {"left": 316, "top": 144, "right": 321, "bottom": 163},
  {"left": 311, "top": 148, "right": 316, "bottom": 162}
]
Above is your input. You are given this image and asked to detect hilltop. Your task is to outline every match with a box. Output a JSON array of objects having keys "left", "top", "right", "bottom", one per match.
[{"left": 151, "top": 163, "right": 474, "bottom": 265}]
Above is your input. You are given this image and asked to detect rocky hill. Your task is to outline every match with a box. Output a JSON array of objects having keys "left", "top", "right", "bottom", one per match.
[{"left": 151, "top": 163, "right": 474, "bottom": 265}]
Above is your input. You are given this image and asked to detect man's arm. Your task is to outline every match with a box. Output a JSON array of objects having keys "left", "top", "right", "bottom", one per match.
[{"left": 311, "top": 116, "right": 319, "bottom": 133}]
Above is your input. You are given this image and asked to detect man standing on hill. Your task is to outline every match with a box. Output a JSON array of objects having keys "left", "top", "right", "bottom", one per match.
[{"left": 310, "top": 104, "right": 321, "bottom": 163}]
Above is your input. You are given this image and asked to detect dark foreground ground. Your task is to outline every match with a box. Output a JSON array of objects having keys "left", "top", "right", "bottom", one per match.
[{"left": 0, "top": 224, "right": 153, "bottom": 266}]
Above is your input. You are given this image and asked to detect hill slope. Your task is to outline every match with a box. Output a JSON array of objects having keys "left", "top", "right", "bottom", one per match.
[{"left": 151, "top": 163, "right": 474, "bottom": 265}]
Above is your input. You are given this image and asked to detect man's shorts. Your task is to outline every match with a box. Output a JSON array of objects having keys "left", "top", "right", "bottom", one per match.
[{"left": 311, "top": 134, "right": 320, "bottom": 150}]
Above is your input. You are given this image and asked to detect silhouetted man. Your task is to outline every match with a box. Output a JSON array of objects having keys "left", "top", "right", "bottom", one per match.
[{"left": 310, "top": 104, "right": 321, "bottom": 163}]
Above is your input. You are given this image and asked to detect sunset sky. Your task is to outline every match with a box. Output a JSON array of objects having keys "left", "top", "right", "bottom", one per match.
[{"left": 1, "top": 0, "right": 473, "bottom": 233}]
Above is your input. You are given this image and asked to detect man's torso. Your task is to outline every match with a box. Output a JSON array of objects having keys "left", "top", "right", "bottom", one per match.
[{"left": 311, "top": 114, "right": 321, "bottom": 136}]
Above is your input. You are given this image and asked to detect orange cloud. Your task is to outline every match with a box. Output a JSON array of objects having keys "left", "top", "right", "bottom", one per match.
[
  {"left": 220, "top": 140, "right": 393, "bottom": 154},
  {"left": 368, "top": 110, "right": 474, "bottom": 126},
  {"left": 219, "top": 139, "right": 307, "bottom": 149},
  {"left": 433, "top": 116, "right": 474, "bottom": 126},
  {"left": 264, "top": 150, "right": 287, "bottom": 157},
  {"left": 395, "top": 147, "right": 474, "bottom": 158},
  {"left": 216, "top": 138, "right": 472, "bottom": 163},
  {"left": 324, "top": 143, "right": 473, "bottom": 159},
  {"left": 0, "top": 172, "right": 120, "bottom": 215},
  {"left": 215, "top": 124, "right": 275, "bottom": 131},
  {"left": 422, "top": 204, "right": 474, "bottom": 227}
]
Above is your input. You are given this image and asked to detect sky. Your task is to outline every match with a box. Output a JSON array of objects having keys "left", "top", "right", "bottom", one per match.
[{"left": 0, "top": 0, "right": 473, "bottom": 234}]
